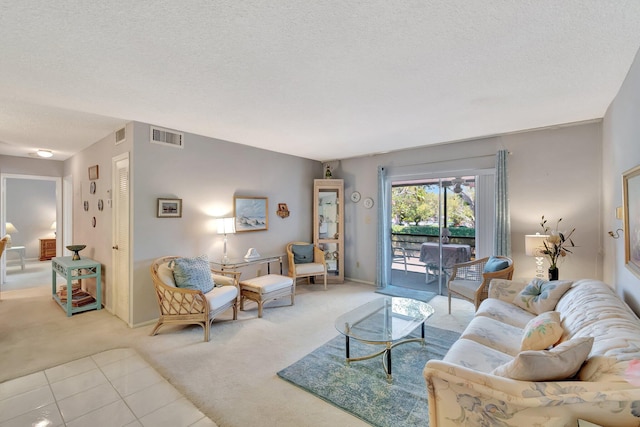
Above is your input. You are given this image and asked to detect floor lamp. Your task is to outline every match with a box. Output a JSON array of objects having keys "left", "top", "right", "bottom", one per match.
[
  {"left": 217, "top": 217, "right": 236, "bottom": 262},
  {"left": 525, "top": 233, "right": 548, "bottom": 279}
]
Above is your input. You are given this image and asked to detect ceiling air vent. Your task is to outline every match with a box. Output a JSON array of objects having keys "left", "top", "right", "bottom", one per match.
[
  {"left": 150, "top": 126, "right": 184, "bottom": 148},
  {"left": 115, "top": 127, "right": 126, "bottom": 145}
]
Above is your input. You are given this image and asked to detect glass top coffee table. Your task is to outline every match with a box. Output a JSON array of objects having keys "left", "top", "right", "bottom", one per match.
[{"left": 335, "top": 296, "right": 434, "bottom": 380}]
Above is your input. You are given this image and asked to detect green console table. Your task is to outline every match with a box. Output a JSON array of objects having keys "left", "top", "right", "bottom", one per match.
[{"left": 51, "top": 256, "right": 102, "bottom": 317}]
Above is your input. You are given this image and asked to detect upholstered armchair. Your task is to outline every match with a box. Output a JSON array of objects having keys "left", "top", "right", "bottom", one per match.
[
  {"left": 286, "top": 242, "right": 328, "bottom": 290},
  {"left": 150, "top": 255, "right": 240, "bottom": 342},
  {"left": 447, "top": 256, "right": 514, "bottom": 313}
]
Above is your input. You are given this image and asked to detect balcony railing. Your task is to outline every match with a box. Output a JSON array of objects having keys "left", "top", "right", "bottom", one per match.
[{"left": 391, "top": 232, "right": 476, "bottom": 270}]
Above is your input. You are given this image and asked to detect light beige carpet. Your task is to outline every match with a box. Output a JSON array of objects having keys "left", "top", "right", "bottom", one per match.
[{"left": 1, "top": 279, "right": 474, "bottom": 427}]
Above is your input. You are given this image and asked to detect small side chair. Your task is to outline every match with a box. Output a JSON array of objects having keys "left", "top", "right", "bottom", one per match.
[
  {"left": 286, "top": 242, "right": 328, "bottom": 290},
  {"left": 447, "top": 256, "right": 514, "bottom": 313}
]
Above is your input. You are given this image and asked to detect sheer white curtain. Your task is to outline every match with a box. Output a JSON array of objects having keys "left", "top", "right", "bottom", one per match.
[
  {"left": 494, "top": 150, "right": 511, "bottom": 256},
  {"left": 376, "top": 166, "right": 391, "bottom": 288}
]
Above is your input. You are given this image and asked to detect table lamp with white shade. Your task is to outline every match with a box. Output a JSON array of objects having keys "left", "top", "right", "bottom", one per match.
[
  {"left": 4, "top": 222, "right": 18, "bottom": 247},
  {"left": 525, "top": 233, "right": 549, "bottom": 279},
  {"left": 217, "top": 217, "right": 236, "bottom": 262}
]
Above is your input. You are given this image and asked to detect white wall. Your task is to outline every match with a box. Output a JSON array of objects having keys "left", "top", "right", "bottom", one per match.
[
  {"left": 63, "top": 121, "right": 321, "bottom": 326},
  {"left": 602, "top": 47, "right": 640, "bottom": 313},
  {"left": 6, "top": 178, "right": 56, "bottom": 259},
  {"left": 130, "top": 122, "right": 321, "bottom": 325},
  {"left": 338, "top": 121, "right": 603, "bottom": 285}
]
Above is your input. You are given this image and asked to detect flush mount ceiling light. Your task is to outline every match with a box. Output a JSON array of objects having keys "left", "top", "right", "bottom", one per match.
[{"left": 36, "top": 149, "right": 53, "bottom": 158}]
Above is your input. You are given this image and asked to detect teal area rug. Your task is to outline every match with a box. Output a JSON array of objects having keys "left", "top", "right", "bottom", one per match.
[
  {"left": 277, "top": 325, "right": 459, "bottom": 427},
  {"left": 375, "top": 285, "right": 437, "bottom": 303}
]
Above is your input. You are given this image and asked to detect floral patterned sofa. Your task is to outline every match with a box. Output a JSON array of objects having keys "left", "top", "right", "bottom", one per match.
[{"left": 423, "top": 278, "right": 640, "bottom": 426}]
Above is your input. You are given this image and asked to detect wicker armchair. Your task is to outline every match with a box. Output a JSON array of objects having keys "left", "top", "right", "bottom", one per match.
[
  {"left": 150, "top": 256, "right": 240, "bottom": 342},
  {"left": 286, "top": 242, "right": 328, "bottom": 290},
  {"left": 0, "top": 236, "right": 7, "bottom": 259},
  {"left": 447, "top": 256, "right": 514, "bottom": 313}
]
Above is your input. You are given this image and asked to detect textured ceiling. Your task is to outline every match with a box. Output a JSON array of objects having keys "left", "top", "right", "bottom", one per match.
[{"left": 1, "top": 1, "right": 640, "bottom": 161}]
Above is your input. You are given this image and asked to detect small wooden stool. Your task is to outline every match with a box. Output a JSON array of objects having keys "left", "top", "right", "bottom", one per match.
[{"left": 239, "top": 274, "right": 295, "bottom": 318}]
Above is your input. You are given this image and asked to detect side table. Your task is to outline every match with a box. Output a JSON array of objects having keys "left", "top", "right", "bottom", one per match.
[
  {"left": 210, "top": 253, "right": 285, "bottom": 275},
  {"left": 51, "top": 256, "right": 102, "bottom": 317},
  {"left": 6, "top": 246, "right": 26, "bottom": 270}
]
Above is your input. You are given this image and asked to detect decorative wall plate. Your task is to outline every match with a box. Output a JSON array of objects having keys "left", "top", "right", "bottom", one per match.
[
  {"left": 350, "top": 191, "right": 361, "bottom": 203},
  {"left": 90, "top": 181, "right": 96, "bottom": 194},
  {"left": 363, "top": 197, "right": 374, "bottom": 209},
  {"left": 92, "top": 216, "right": 96, "bottom": 227},
  {"left": 98, "top": 199, "right": 104, "bottom": 211},
  {"left": 84, "top": 201, "right": 89, "bottom": 211}
]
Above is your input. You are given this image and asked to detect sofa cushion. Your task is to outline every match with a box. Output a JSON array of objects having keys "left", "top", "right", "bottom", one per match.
[
  {"left": 483, "top": 256, "right": 509, "bottom": 272},
  {"left": 476, "top": 298, "right": 535, "bottom": 329},
  {"left": 521, "top": 311, "right": 563, "bottom": 351},
  {"left": 295, "top": 263, "right": 325, "bottom": 275},
  {"left": 461, "top": 316, "right": 524, "bottom": 356},
  {"left": 443, "top": 338, "right": 513, "bottom": 373},
  {"left": 204, "top": 285, "right": 238, "bottom": 312},
  {"left": 292, "top": 244, "right": 314, "bottom": 264},
  {"left": 554, "top": 280, "right": 640, "bottom": 382},
  {"left": 492, "top": 336, "right": 594, "bottom": 381},
  {"left": 173, "top": 255, "right": 215, "bottom": 294},
  {"left": 513, "top": 278, "right": 572, "bottom": 314}
]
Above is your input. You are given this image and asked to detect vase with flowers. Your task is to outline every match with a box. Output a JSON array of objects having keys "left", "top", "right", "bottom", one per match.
[{"left": 540, "top": 216, "right": 576, "bottom": 280}]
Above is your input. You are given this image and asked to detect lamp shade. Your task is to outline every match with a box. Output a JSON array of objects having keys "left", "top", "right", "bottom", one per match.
[
  {"left": 217, "top": 217, "right": 236, "bottom": 234},
  {"left": 525, "top": 233, "right": 548, "bottom": 256},
  {"left": 5, "top": 222, "right": 18, "bottom": 234}
]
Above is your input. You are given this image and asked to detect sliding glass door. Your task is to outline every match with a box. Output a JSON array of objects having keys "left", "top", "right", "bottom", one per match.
[{"left": 390, "top": 176, "right": 476, "bottom": 294}]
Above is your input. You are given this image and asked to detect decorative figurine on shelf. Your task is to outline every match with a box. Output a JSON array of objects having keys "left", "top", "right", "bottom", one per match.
[
  {"left": 277, "top": 203, "right": 290, "bottom": 218},
  {"left": 325, "top": 164, "right": 332, "bottom": 179}
]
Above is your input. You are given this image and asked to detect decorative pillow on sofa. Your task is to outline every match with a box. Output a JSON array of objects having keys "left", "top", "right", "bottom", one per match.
[
  {"left": 172, "top": 255, "right": 215, "bottom": 293},
  {"left": 483, "top": 256, "right": 510, "bottom": 272},
  {"left": 521, "top": 311, "right": 563, "bottom": 351},
  {"left": 492, "top": 336, "right": 593, "bottom": 381},
  {"left": 292, "top": 244, "right": 314, "bottom": 264},
  {"left": 513, "top": 278, "right": 572, "bottom": 314}
]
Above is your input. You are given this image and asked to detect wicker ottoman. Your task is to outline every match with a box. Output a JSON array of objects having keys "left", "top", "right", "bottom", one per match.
[{"left": 239, "top": 274, "right": 295, "bottom": 318}]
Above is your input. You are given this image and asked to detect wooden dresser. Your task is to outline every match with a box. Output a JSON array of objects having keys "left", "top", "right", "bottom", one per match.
[{"left": 39, "top": 238, "right": 56, "bottom": 261}]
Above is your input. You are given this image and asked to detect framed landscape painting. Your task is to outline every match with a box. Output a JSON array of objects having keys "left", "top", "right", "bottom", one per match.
[
  {"left": 157, "top": 198, "right": 182, "bottom": 218},
  {"left": 623, "top": 165, "right": 640, "bottom": 277},
  {"left": 234, "top": 196, "right": 268, "bottom": 232}
]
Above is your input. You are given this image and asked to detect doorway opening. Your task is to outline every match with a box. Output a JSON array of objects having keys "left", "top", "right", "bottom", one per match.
[
  {"left": 390, "top": 176, "right": 476, "bottom": 295},
  {"left": 1, "top": 173, "right": 63, "bottom": 293}
]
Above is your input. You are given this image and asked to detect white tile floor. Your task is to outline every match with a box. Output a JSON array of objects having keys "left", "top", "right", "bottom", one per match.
[{"left": 0, "top": 348, "right": 216, "bottom": 427}]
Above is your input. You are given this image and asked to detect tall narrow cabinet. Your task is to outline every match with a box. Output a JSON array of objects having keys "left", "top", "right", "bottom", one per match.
[{"left": 313, "top": 179, "right": 344, "bottom": 283}]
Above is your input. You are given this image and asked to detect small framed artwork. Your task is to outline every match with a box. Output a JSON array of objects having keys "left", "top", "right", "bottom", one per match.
[
  {"left": 157, "top": 198, "right": 182, "bottom": 218},
  {"left": 623, "top": 165, "right": 640, "bottom": 277},
  {"left": 234, "top": 196, "right": 268, "bottom": 232},
  {"left": 88, "top": 165, "right": 99, "bottom": 181}
]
